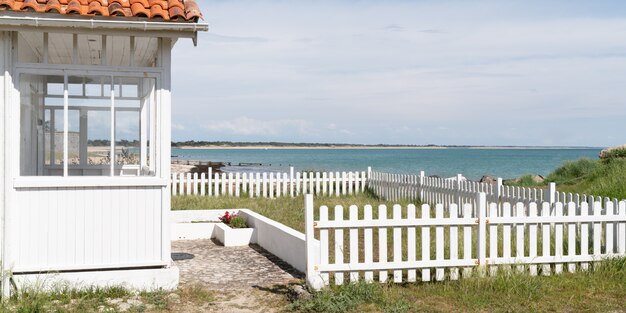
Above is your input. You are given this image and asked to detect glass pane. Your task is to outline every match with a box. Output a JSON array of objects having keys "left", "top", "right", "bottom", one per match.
[
  {"left": 67, "top": 110, "right": 80, "bottom": 165},
  {"left": 19, "top": 73, "right": 44, "bottom": 175},
  {"left": 87, "top": 110, "right": 112, "bottom": 171},
  {"left": 67, "top": 76, "right": 112, "bottom": 176},
  {"left": 53, "top": 110, "right": 64, "bottom": 165},
  {"left": 115, "top": 110, "right": 140, "bottom": 176}
]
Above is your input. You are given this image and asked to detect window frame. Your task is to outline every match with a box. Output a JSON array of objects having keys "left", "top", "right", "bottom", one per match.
[{"left": 13, "top": 31, "right": 167, "bottom": 182}]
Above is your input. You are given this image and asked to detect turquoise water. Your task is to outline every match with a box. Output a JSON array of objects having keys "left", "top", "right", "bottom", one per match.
[{"left": 171, "top": 148, "right": 601, "bottom": 181}]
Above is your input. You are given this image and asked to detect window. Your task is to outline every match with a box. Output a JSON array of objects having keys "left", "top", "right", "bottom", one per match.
[{"left": 19, "top": 74, "right": 157, "bottom": 177}]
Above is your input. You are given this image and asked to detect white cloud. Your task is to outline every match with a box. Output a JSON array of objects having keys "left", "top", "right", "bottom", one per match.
[
  {"left": 204, "top": 116, "right": 312, "bottom": 136},
  {"left": 169, "top": 0, "right": 626, "bottom": 146}
]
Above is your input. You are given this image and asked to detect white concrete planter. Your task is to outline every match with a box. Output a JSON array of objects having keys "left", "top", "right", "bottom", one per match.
[{"left": 214, "top": 223, "right": 254, "bottom": 247}]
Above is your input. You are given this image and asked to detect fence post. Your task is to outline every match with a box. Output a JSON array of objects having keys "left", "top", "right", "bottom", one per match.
[
  {"left": 419, "top": 171, "right": 425, "bottom": 201},
  {"left": 305, "top": 194, "right": 323, "bottom": 290},
  {"left": 477, "top": 192, "right": 487, "bottom": 272},
  {"left": 548, "top": 182, "right": 556, "bottom": 214},
  {"left": 367, "top": 166, "right": 372, "bottom": 185},
  {"left": 290, "top": 166, "right": 295, "bottom": 197},
  {"left": 496, "top": 178, "right": 502, "bottom": 201}
]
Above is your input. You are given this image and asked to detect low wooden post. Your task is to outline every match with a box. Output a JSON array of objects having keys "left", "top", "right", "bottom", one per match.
[{"left": 305, "top": 194, "right": 323, "bottom": 290}]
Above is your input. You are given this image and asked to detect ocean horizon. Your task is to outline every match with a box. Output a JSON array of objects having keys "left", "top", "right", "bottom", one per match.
[{"left": 171, "top": 147, "right": 601, "bottom": 181}]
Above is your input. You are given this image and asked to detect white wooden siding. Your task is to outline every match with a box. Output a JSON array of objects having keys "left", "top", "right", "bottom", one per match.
[{"left": 9, "top": 186, "right": 164, "bottom": 272}]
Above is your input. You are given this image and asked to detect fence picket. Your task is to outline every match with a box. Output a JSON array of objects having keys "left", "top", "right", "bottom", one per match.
[
  {"left": 320, "top": 206, "right": 329, "bottom": 285},
  {"left": 393, "top": 204, "right": 402, "bottom": 282},
  {"left": 555, "top": 203, "right": 563, "bottom": 274},
  {"left": 316, "top": 172, "right": 321, "bottom": 196},
  {"left": 235, "top": 173, "right": 241, "bottom": 197},
  {"left": 450, "top": 204, "right": 460, "bottom": 280},
  {"left": 503, "top": 203, "right": 511, "bottom": 272},
  {"left": 378, "top": 205, "right": 388, "bottom": 283},
  {"left": 407, "top": 204, "right": 417, "bottom": 282},
  {"left": 529, "top": 203, "right": 538, "bottom": 276},
  {"left": 462, "top": 203, "right": 472, "bottom": 277},
  {"left": 421, "top": 204, "right": 430, "bottom": 282},
  {"left": 618, "top": 201, "right": 626, "bottom": 254},
  {"left": 207, "top": 168, "right": 213, "bottom": 196},
  {"left": 334, "top": 205, "right": 344, "bottom": 285},
  {"left": 221, "top": 173, "right": 227, "bottom": 197},
  {"left": 516, "top": 203, "right": 525, "bottom": 273},
  {"left": 350, "top": 205, "right": 359, "bottom": 282},
  {"left": 580, "top": 202, "right": 589, "bottom": 271},
  {"left": 171, "top": 174, "right": 178, "bottom": 196},
  {"left": 593, "top": 201, "right": 602, "bottom": 258},
  {"left": 214, "top": 173, "right": 220, "bottom": 196},
  {"left": 179, "top": 173, "right": 185, "bottom": 195},
  {"left": 435, "top": 204, "right": 444, "bottom": 281},
  {"left": 542, "top": 202, "right": 551, "bottom": 275},
  {"left": 364, "top": 205, "right": 374, "bottom": 283},
  {"left": 567, "top": 202, "right": 576, "bottom": 273},
  {"left": 192, "top": 173, "right": 198, "bottom": 195}
]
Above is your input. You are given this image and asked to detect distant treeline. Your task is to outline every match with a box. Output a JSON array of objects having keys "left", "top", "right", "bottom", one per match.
[
  {"left": 172, "top": 141, "right": 465, "bottom": 148},
  {"left": 170, "top": 141, "right": 598, "bottom": 149},
  {"left": 89, "top": 139, "right": 140, "bottom": 147}
]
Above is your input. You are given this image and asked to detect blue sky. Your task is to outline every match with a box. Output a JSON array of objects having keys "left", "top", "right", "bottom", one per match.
[{"left": 170, "top": 0, "right": 626, "bottom": 147}]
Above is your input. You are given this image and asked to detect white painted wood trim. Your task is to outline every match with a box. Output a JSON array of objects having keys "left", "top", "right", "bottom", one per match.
[{"left": 13, "top": 177, "right": 168, "bottom": 188}]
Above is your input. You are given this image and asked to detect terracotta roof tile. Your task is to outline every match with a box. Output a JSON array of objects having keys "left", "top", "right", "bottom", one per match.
[{"left": 0, "top": 0, "right": 202, "bottom": 21}]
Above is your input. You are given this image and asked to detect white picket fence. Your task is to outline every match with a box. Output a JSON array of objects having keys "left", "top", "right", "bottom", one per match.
[
  {"left": 305, "top": 193, "right": 626, "bottom": 290},
  {"left": 368, "top": 171, "right": 624, "bottom": 211},
  {"left": 171, "top": 167, "right": 370, "bottom": 198}
]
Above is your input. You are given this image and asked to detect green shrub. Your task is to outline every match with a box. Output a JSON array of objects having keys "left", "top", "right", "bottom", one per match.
[
  {"left": 229, "top": 215, "right": 248, "bottom": 228},
  {"left": 605, "top": 147, "right": 626, "bottom": 159},
  {"left": 546, "top": 158, "right": 599, "bottom": 184}
]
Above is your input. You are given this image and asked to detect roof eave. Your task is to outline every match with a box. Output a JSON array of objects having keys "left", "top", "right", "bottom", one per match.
[{"left": 0, "top": 11, "right": 208, "bottom": 39}]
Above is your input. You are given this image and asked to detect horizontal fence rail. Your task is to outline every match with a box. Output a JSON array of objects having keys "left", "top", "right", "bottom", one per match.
[
  {"left": 171, "top": 167, "right": 370, "bottom": 198},
  {"left": 305, "top": 193, "right": 626, "bottom": 290}
]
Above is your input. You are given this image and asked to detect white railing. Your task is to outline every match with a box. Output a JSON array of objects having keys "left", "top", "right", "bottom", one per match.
[
  {"left": 171, "top": 167, "right": 370, "bottom": 198},
  {"left": 305, "top": 193, "right": 626, "bottom": 290},
  {"left": 368, "top": 171, "right": 624, "bottom": 211}
]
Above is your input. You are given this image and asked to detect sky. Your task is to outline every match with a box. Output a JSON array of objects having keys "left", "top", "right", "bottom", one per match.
[{"left": 170, "top": 0, "right": 626, "bottom": 147}]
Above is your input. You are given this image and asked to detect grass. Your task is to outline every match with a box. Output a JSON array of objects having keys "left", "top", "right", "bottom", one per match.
[
  {"left": 292, "top": 257, "right": 626, "bottom": 312},
  {"left": 174, "top": 193, "right": 626, "bottom": 312},
  {"left": 173, "top": 191, "right": 417, "bottom": 233},
  {"left": 0, "top": 284, "right": 214, "bottom": 312},
  {"left": 506, "top": 157, "right": 626, "bottom": 200}
]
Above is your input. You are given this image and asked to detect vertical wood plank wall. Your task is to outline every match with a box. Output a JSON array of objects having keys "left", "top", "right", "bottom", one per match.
[{"left": 9, "top": 186, "right": 165, "bottom": 272}]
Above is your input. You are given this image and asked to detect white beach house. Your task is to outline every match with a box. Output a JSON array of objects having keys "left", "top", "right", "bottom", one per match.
[{"left": 0, "top": 0, "right": 207, "bottom": 295}]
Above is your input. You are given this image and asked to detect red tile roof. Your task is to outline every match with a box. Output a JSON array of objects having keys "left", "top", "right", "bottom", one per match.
[{"left": 0, "top": 0, "right": 202, "bottom": 21}]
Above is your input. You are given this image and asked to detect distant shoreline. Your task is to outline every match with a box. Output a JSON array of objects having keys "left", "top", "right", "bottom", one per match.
[{"left": 175, "top": 145, "right": 600, "bottom": 150}]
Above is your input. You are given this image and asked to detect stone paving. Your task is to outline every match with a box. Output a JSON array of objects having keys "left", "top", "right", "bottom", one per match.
[{"left": 171, "top": 239, "right": 303, "bottom": 290}]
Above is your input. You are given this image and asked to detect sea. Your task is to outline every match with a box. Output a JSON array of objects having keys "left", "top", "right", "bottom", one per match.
[{"left": 171, "top": 148, "right": 601, "bottom": 181}]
